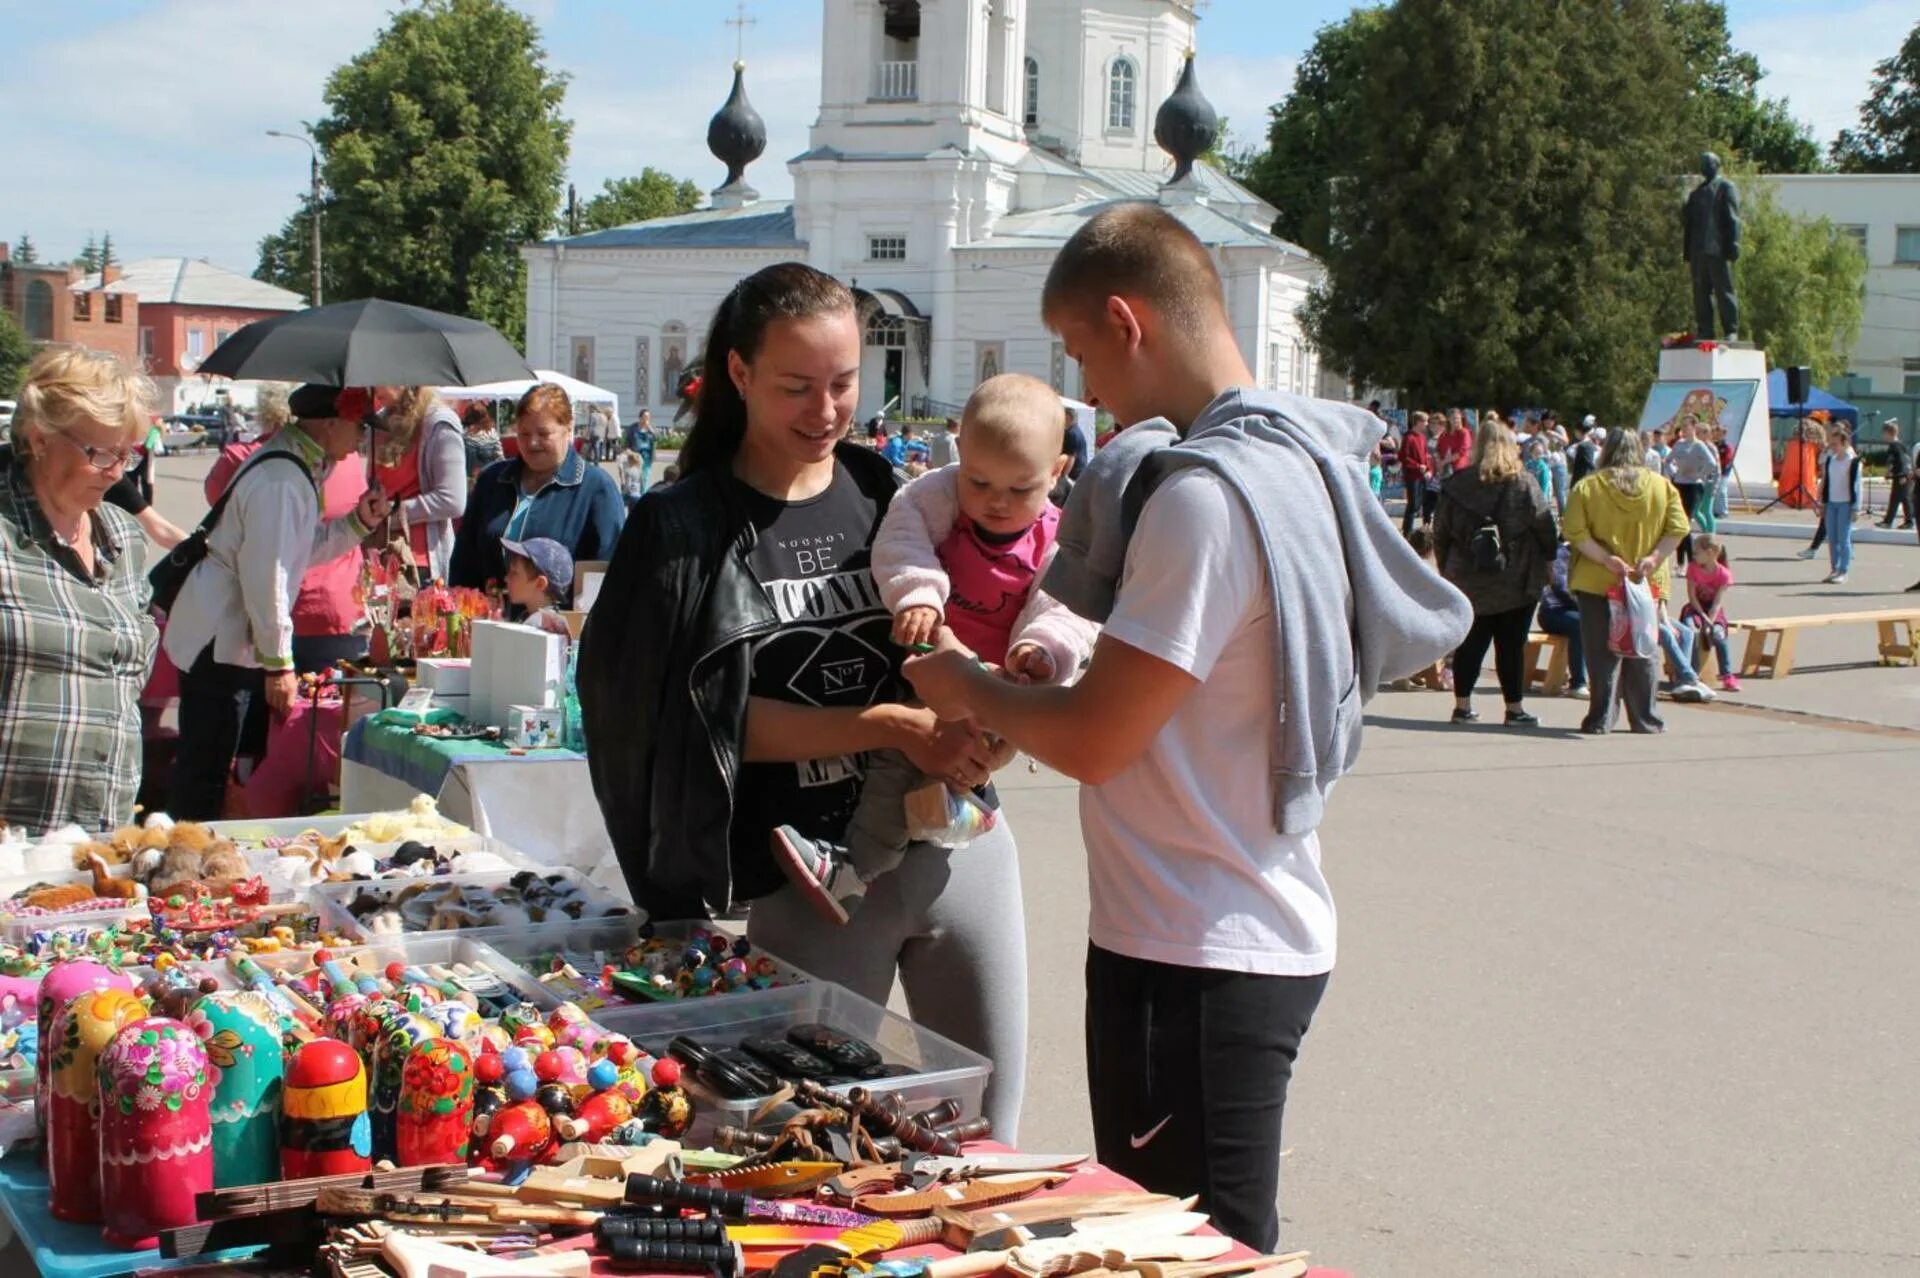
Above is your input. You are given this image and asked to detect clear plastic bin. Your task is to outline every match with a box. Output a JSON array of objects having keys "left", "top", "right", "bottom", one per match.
[
  {"left": 486, "top": 917, "right": 812, "bottom": 1023},
  {"left": 596, "top": 981, "right": 991, "bottom": 1141},
  {"left": 310, "top": 866, "right": 634, "bottom": 942},
  {"left": 175, "top": 933, "right": 561, "bottom": 1013}
]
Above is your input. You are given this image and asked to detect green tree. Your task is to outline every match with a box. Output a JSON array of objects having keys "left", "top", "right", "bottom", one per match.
[
  {"left": 1735, "top": 171, "right": 1866, "bottom": 384},
  {"left": 1303, "top": 0, "right": 1693, "bottom": 420},
  {"left": 1831, "top": 19, "right": 1920, "bottom": 172},
  {"left": 1666, "top": 1, "right": 1822, "bottom": 172},
  {"left": 99, "top": 232, "right": 117, "bottom": 270},
  {"left": 260, "top": 0, "right": 571, "bottom": 342},
  {"left": 73, "top": 235, "right": 100, "bottom": 274},
  {"left": 12, "top": 235, "right": 37, "bottom": 265},
  {"left": 253, "top": 207, "right": 330, "bottom": 302},
  {"left": 1235, "top": 8, "right": 1386, "bottom": 254},
  {"left": 0, "top": 309, "right": 31, "bottom": 398},
  {"left": 577, "top": 170, "right": 702, "bottom": 233}
]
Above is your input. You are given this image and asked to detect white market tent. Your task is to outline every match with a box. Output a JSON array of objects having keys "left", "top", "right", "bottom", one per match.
[{"left": 438, "top": 369, "right": 619, "bottom": 423}]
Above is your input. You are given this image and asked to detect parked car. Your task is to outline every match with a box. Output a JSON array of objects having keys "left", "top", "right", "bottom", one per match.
[{"left": 0, "top": 400, "right": 15, "bottom": 431}]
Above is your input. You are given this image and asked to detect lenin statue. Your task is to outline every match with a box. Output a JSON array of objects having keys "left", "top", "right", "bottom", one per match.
[{"left": 1682, "top": 151, "right": 1741, "bottom": 340}]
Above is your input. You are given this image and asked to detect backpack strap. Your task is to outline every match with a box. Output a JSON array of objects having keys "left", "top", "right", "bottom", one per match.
[{"left": 191, "top": 450, "right": 316, "bottom": 541}]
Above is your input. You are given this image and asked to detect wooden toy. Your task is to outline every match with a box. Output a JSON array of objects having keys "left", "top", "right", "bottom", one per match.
[
  {"left": 45, "top": 986, "right": 148, "bottom": 1222},
  {"left": 97, "top": 1017, "right": 214, "bottom": 1248},
  {"left": 395, "top": 1038, "right": 475, "bottom": 1167},
  {"left": 187, "top": 990, "right": 284, "bottom": 1187},
  {"left": 282, "top": 1037, "right": 373, "bottom": 1178},
  {"left": 35, "top": 958, "right": 135, "bottom": 1154}
]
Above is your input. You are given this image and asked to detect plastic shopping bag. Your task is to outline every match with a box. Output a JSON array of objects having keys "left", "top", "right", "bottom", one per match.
[{"left": 1607, "top": 576, "right": 1659, "bottom": 659}]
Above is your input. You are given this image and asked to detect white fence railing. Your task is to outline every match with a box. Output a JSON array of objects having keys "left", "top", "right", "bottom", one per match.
[{"left": 875, "top": 60, "right": 918, "bottom": 101}]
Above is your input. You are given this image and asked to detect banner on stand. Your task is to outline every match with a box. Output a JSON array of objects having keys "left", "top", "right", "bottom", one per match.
[{"left": 1638, "top": 380, "right": 1761, "bottom": 453}]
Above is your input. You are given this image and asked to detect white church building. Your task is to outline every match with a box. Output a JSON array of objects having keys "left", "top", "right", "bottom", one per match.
[{"left": 522, "top": 0, "right": 1324, "bottom": 423}]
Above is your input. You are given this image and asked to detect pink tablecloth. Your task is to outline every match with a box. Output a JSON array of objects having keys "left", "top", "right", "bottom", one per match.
[{"left": 238, "top": 695, "right": 344, "bottom": 818}]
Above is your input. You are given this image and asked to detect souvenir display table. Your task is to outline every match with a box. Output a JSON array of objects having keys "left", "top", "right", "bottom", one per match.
[
  {"left": 0, "top": 1157, "right": 262, "bottom": 1277},
  {"left": 339, "top": 714, "right": 616, "bottom": 882}
]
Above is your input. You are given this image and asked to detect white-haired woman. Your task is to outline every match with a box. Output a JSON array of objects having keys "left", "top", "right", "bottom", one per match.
[
  {"left": 0, "top": 348, "right": 160, "bottom": 830},
  {"left": 1562, "top": 426, "right": 1691, "bottom": 734}
]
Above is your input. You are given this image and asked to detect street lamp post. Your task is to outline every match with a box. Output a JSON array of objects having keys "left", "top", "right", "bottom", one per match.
[{"left": 266, "top": 127, "right": 323, "bottom": 306}]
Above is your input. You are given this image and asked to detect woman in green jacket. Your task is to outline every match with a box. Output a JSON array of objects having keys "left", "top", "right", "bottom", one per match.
[{"left": 1562, "top": 427, "right": 1690, "bottom": 734}]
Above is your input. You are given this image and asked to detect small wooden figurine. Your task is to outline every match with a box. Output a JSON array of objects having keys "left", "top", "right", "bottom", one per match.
[
  {"left": 282, "top": 1037, "right": 373, "bottom": 1178},
  {"left": 395, "top": 1038, "right": 475, "bottom": 1167}
]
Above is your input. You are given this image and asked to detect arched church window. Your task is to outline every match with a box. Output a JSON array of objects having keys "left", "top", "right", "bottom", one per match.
[
  {"left": 1107, "top": 57, "right": 1136, "bottom": 132},
  {"left": 1024, "top": 57, "right": 1039, "bottom": 128}
]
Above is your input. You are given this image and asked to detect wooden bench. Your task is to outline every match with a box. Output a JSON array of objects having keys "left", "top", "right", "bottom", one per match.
[
  {"left": 1734, "top": 610, "right": 1920, "bottom": 679},
  {"left": 1524, "top": 631, "right": 1570, "bottom": 694}
]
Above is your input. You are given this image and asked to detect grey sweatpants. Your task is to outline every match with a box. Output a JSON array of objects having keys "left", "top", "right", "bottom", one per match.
[{"left": 745, "top": 819, "right": 1029, "bottom": 1144}]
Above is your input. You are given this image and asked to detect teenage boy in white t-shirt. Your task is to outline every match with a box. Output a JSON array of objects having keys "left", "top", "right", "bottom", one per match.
[{"left": 905, "top": 204, "right": 1468, "bottom": 1251}]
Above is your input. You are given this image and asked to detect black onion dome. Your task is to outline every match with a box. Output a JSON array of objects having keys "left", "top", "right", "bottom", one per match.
[
  {"left": 708, "top": 61, "right": 768, "bottom": 189},
  {"left": 1154, "top": 53, "right": 1218, "bottom": 185}
]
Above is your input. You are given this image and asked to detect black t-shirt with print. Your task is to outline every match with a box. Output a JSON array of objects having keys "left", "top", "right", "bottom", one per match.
[{"left": 728, "top": 461, "right": 902, "bottom": 900}]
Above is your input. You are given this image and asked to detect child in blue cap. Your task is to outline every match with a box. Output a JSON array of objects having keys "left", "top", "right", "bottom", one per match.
[{"left": 500, "top": 536, "right": 574, "bottom": 637}]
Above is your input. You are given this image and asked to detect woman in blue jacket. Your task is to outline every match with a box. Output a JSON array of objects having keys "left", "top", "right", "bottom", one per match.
[{"left": 450, "top": 383, "right": 625, "bottom": 591}]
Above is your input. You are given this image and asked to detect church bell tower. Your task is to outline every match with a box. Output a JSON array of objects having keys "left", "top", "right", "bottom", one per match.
[{"left": 811, "top": 0, "right": 1029, "bottom": 155}]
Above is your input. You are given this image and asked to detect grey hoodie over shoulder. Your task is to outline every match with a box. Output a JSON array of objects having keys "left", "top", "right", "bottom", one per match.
[{"left": 1045, "top": 389, "right": 1471, "bottom": 837}]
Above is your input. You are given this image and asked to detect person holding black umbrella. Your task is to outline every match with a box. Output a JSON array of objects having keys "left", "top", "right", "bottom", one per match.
[
  {"left": 163, "top": 385, "right": 392, "bottom": 818},
  {"left": 449, "top": 383, "right": 624, "bottom": 591}
]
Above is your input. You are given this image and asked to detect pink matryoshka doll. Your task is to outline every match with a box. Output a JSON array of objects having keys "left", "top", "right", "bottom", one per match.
[
  {"left": 370, "top": 1010, "right": 440, "bottom": 1161},
  {"left": 46, "top": 987, "right": 149, "bottom": 1222},
  {"left": 96, "top": 1017, "right": 213, "bottom": 1249},
  {"left": 395, "top": 1039, "right": 476, "bottom": 1166},
  {"left": 36, "top": 959, "right": 135, "bottom": 1156}
]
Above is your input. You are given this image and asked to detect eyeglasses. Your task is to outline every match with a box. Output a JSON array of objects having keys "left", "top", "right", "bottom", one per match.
[{"left": 53, "top": 433, "right": 144, "bottom": 472}]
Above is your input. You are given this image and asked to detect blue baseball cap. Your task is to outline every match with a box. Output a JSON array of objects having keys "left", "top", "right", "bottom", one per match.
[{"left": 500, "top": 537, "right": 574, "bottom": 593}]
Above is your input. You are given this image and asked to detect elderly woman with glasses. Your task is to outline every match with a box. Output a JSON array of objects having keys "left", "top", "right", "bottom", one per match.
[{"left": 0, "top": 348, "right": 161, "bottom": 832}]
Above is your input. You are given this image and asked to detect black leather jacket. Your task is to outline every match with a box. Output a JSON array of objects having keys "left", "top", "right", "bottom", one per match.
[{"left": 578, "top": 443, "right": 901, "bottom": 918}]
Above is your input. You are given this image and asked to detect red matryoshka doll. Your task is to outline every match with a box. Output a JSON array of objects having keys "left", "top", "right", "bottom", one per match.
[
  {"left": 186, "top": 991, "right": 284, "bottom": 1188},
  {"left": 281, "top": 1038, "right": 372, "bottom": 1178},
  {"left": 46, "top": 987, "right": 148, "bottom": 1222},
  {"left": 370, "top": 1010, "right": 440, "bottom": 1161},
  {"left": 36, "top": 960, "right": 135, "bottom": 1155},
  {"left": 395, "top": 1039, "right": 475, "bottom": 1166},
  {"left": 96, "top": 1017, "right": 213, "bottom": 1249}
]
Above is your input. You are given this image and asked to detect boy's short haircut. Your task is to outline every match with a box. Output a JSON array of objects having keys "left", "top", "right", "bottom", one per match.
[
  {"left": 1041, "top": 202, "right": 1227, "bottom": 338},
  {"left": 961, "top": 373, "right": 1067, "bottom": 458}
]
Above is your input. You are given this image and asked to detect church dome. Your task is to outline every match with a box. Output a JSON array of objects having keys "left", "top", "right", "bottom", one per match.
[
  {"left": 708, "top": 61, "right": 768, "bottom": 199},
  {"left": 1154, "top": 53, "right": 1218, "bottom": 186}
]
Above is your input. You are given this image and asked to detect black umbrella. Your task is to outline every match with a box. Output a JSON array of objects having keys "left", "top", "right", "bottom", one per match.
[{"left": 196, "top": 298, "right": 535, "bottom": 387}]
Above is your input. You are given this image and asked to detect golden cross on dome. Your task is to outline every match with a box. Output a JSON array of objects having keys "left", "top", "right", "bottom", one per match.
[{"left": 726, "top": 0, "right": 758, "bottom": 64}]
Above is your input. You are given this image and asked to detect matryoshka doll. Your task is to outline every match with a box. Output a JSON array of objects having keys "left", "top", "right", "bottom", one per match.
[
  {"left": 281, "top": 1037, "right": 371, "bottom": 1178},
  {"left": 187, "top": 991, "right": 284, "bottom": 1188},
  {"left": 370, "top": 1011, "right": 440, "bottom": 1161},
  {"left": 46, "top": 987, "right": 148, "bottom": 1222},
  {"left": 395, "top": 1039, "right": 475, "bottom": 1166},
  {"left": 36, "top": 959, "right": 135, "bottom": 1155},
  {"left": 96, "top": 1018, "right": 213, "bottom": 1249}
]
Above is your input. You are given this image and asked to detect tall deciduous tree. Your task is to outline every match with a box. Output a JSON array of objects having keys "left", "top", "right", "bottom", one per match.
[
  {"left": 12, "top": 235, "right": 37, "bottom": 265},
  {"left": 1831, "top": 20, "right": 1920, "bottom": 172},
  {"left": 577, "top": 171, "right": 702, "bottom": 233},
  {"left": 1303, "top": 0, "right": 1693, "bottom": 420},
  {"left": 1735, "top": 170, "right": 1866, "bottom": 384},
  {"left": 1235, "top": 8, "right": 1386, "bottom": 254},
  {"left": 0, "top": 309, "right": 31, "bottom": 397},
  {"left": 1665, "top": 0, "right": 1822, "bottom": 173},
  {"left": 253, "top": 208, "right": 329, "bottom": 303},
  {"left": 256, "top": 0, "right": 571, "bottom": 343}
]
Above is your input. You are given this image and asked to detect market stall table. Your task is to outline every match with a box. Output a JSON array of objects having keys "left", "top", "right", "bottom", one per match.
[
  {"left": 0, "top": 1155, "right": 261, "bottom": 1277},
  {"left": 340, "top": 713, "right": 616, "bottom": 883}
]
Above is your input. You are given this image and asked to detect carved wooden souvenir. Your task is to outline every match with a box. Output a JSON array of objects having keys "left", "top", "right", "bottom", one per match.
[
  {"left": 187, "top": 990, "right": 284, "bottom": 1187},
  {"left": 36, "top": 959, "right": 135, "bottom": 1156},
  {"left": 282, "top": 1037, "right": 372, "bottom": 1178},
  {"left": 45, "top": 987, "right": 148, "bottom": 1223},
  {"left": 96, "top": 1017, "right": 213, "bottom": 1249},
  {"left": 395, "top": 1038, "right": 475, "bottom": 1167},
  {"left": 370, "top": 1010, "right": 440, "bottom": 1161}
]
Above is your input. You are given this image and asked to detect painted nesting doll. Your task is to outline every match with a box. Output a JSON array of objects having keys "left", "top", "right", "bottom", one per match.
[
  {"left": 186, "top": 991, "right": 284, "bottom": 1188},
  {"left": 46, "top": 986, "right": 148, "bottom": 1223},
  {"left": 96, "top": 1017, "right": 214, "bottom": 1249},
  {"left": 370, "top": 1010, "right": 440, "bottom": 1161},
  {"left": 281, "top": 1037, "right": 372, "bottom": 1178},
  {"left": 395, "top": 1038, "right": 476, "bottom": 1166},
  {"left": 36, "top": 959, "right": 135, "bottom": 1155}
]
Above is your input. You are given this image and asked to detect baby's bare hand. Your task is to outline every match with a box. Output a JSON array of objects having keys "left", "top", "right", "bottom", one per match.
[
  {"left": 1005, "top": 643, "right": 1056, "bottom": 685},
  {"left": 893, "top": 606, "right": 943, "bottom": 649}
]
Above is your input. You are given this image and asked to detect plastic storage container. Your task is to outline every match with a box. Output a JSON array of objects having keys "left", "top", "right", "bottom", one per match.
[
  {"left": 597, "top": 981, "right": 991, "bottom": 1141},
  {"left": 310, "top": 866, "right": 634, "bottom": 942},
  {"left": 486, "top": 917, "right": 812, "bottom": 1024}
]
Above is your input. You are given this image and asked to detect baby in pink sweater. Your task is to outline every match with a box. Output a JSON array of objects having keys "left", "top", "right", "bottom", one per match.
[{"left": 772, "top": 374, "right": 1098, "bottom": 923}]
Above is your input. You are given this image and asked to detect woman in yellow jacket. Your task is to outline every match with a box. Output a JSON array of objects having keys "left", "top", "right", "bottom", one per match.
[{"left": 1562, "top": 427, "right": 1691, "bottom": 734}]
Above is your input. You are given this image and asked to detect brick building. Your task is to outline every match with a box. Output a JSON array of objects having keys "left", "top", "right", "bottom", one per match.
[{"left": 0, "top": 243, "right": 142, "bottom": 365}]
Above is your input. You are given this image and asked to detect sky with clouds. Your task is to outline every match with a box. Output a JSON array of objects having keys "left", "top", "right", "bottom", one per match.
[{"left": 1, "top": 0, "right": 1909, "bottom": 275}]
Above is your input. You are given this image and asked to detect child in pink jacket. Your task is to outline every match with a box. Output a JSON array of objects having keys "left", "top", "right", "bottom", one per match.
[{"left": 773, "top": 374, "right": 1099, "bottom": 923}]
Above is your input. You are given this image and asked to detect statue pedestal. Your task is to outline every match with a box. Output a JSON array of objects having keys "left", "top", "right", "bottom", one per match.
[{"left": 1650, "top": 344, "right": 1772, "bottom": 496}]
